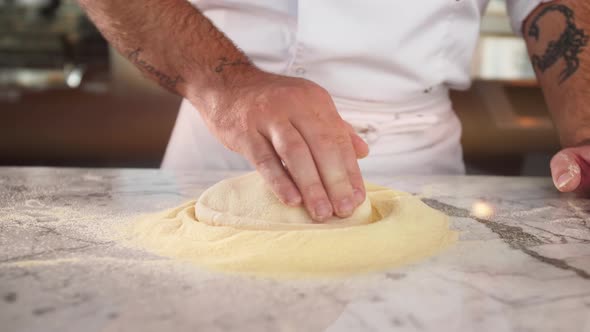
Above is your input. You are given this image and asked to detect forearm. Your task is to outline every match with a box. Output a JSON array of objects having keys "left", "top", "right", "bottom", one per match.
[
  {"left": 77, "top": 0, "right": 257, "bottom": 107},
  {"left": 523, "top": 0, "right": 590, "bottom": 147}
]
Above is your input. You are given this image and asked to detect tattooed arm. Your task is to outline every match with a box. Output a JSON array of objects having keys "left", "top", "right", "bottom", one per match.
[
  {"left": 523, "top": 1, "right": 590, "bottom": 192},
  {"left": 77, "top": 0, "right": 369, "bottom": 220}
]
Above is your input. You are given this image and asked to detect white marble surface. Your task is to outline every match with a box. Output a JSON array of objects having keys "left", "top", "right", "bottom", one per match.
[{"left": 1, "top": 167, "right": 589, "bottom": 332}]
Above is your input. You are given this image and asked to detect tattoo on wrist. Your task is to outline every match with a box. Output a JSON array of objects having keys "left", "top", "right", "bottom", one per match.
[
  {"left": 527, "top": 4, "right": 589, "bottom": 84},
  {"left": 214, "top": 57, "right": 250, "bottom": 73},
  {"left": 128, "top": 48, "right": 184, "bottom": 90}
]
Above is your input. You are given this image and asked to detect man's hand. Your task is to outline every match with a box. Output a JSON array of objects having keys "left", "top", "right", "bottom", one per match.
[
  {"left": 198, "top": 70, "right": 369, "bottom": 221},
  {"left": 76, "top": 0, "right": 368, "bottom": 221},
  {"left": 550, "top": 144, "right": 590, "bottom": 192}
]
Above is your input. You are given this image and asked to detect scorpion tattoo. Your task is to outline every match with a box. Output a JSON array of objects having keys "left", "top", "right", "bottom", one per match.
[{"left": 528, "top": 4, "right": 589, "bottom": 84}]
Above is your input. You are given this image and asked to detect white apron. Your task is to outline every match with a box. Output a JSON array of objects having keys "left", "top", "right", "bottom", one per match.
[{"left": 162, "top": 0, "right": 550, "bottom": 175}]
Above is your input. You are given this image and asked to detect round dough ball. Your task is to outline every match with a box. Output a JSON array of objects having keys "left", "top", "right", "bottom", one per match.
[{"left": 195, "top": 172, "right": 374, "bottom": 230}]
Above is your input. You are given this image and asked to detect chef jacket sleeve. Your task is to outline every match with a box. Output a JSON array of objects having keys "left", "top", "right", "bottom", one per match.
[{"left": 505, "top": 0, "right": 555, "bottom": 36}]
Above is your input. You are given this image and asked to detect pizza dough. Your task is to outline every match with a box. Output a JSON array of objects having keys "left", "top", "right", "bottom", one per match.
[
  {"left": 196, "top": 172, "right": 375, "bottom": 230},
  {"left": 128, "top": 172, "right": 457, "bottom": 278}
]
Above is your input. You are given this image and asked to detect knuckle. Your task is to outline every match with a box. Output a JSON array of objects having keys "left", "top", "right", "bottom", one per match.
[
  {"left": 275, "top": 137, "right": 307, "bottom": 157},
  {"left": 313, "top": 89, "right": 337, "bottom": 110},
  {"left": 287, "top": 80, "right": 331, "bottom": 104},
  {"left": 315, "top": 86, "right": 332, "bottom": 100},
  {"left": 301, "top": 80, "right": 327, "bottom": 96},
  {"left": 270, "top": 122, "right": 308, "bottom": 156}
]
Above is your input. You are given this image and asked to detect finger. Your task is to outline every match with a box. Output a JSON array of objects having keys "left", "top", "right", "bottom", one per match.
[
  {"left": 243, "top": 134, "right": 302, "bottom": 206},
  {"left": 350, "top": 132, "right": 369, "bottom": 159},
  {"left": 550, "top": 150, "right": 582, "bottom": 192},
  {"left": 339, "top": 131, "right": 366, "bottom": 205},
  {"left": 292, "top": 117, "right": 357, "bottom": 218},
  {"left": 262, "top": 122, "right": 334, "bottom": 221},
  {"left": 343, "top": 121, "right": 369, "bottom": 159}
]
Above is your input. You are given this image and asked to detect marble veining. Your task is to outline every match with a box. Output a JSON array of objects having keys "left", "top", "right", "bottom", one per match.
[{"left": 0, "top": 167, "right": 589, "bottom": 332}]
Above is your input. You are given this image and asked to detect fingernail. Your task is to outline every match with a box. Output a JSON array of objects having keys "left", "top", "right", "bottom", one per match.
[
  {"left": 314, "top": 200, "right": 332, "bottom": 219},
  {"left": 556, "top": 172, "right": 574, "bottom": 189},
  {"left": 353, "top": 188, "right": 365, "bottom": 204},
  {"left": 337, "top": 197, "right": 354, "bottom": 216}
]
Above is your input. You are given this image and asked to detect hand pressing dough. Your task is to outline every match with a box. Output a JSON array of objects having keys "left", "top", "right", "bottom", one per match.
[
  {"left": 128, "top": 172, "right": 457, "bottom": 278},
  {"left": 196, "top": 172, "right": 375, "bottom": 230}
]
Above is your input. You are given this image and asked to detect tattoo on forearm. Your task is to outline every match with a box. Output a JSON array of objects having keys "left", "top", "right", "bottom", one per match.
[
  {"left": 528, "top": 4, "right": 589, "bottom": 84},
  {"left": 128, "top": 48, "right": 184, "bottom": 90},
  {"left": 214, "top": 57, "right": 250, "bottom": 73}
]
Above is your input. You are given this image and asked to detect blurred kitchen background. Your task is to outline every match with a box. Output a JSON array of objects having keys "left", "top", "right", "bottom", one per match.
[{"left": 0, "top": 0, "right": 559, "bottom": 175}]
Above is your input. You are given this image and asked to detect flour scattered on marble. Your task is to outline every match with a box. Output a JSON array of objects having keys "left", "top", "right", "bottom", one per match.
[
  {"left": 0, "top": 189, "right": 211, "bottom": 281},
  {"left": 81, "top": 173, "right": 104, "bottom": 182},
  {"left": 0, "top": 212, "right": 191, "bottom": 288},
  {"left": 2, "top": 191, "right": 131, "bottom": 260},
  {"left": 2, "top": 257, "right": 82, "bottom": 268},
  {"left": 24, "top": 199, "right": 46, "bottom": 209},
  {"left": 507, "top": 206, "right": 553, "bottom": 218}
]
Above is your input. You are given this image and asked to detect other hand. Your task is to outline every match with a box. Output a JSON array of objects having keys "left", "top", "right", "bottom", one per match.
[{"left": 550, "top": 144, "right": 590, "bottom": 193}]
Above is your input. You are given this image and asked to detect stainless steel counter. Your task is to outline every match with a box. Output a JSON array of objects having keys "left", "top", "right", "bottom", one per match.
[{"left": 1, "top": 167, "right": 589, "bottom": 331}]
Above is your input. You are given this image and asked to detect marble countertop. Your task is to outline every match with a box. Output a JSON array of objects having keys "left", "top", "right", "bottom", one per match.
[{"left": 1, "top": 167, "right": 589, "bottom": 332}]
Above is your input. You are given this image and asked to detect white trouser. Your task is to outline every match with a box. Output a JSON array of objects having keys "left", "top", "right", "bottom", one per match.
[{"left": 161, "top": 87, "right": 465, "bottom": 175}]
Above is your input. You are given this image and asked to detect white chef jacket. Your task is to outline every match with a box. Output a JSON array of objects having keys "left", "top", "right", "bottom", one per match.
[{"left": 162, "top": 0, "right": 550, "bottom": 174}]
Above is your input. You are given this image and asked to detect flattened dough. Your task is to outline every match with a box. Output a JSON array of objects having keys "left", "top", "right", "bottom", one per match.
[{"left": 128, "top": 172, "right": 457, "bottom": 278}]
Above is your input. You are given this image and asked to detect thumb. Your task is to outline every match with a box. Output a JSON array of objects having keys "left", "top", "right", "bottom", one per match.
[
  {"left": 550, "top": 150, "right": 582, "bottom": 192},
  {"left": 343, "top": 121, "right": 369, "bottom": 159},
  {"left": 350, "top": 132, "right": 369, "bottom": 159}
]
